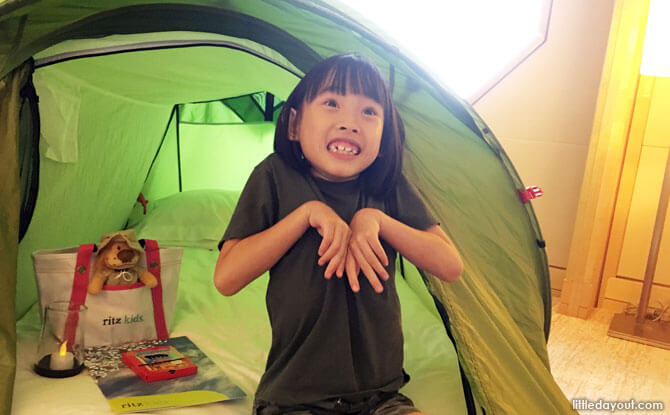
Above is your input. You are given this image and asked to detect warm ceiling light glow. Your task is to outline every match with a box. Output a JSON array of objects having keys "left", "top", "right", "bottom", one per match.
[
  {"left": 339, "top": 0, "right": 550, "bottom": 102},
  {"left": 640, "top": 0, "right": 670, "bottom": 77}
]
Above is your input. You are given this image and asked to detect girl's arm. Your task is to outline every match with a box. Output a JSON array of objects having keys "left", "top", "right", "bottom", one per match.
[
  {"left": 345, "top": 208, "right": 462, "bottom": 292},
  {"left": 214, "top": 200, "right": 351, "bottom": 296}
]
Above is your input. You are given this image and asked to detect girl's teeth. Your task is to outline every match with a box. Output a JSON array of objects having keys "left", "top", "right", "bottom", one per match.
[{"left": 328, "top": 144, "right": 360, "bottom": 155}]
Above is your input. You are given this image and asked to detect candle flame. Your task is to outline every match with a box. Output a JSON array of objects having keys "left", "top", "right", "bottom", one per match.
[{"left": 59, "top": 341, "right": 67, "bottom": 356}]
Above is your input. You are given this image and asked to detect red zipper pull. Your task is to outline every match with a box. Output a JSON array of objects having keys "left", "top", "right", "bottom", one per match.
[{"left": 518, "top": 186, "right": 543, "bottom": 204}]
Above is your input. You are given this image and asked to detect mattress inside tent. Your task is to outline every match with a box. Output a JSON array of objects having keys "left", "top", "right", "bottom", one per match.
[
  {"left": 13, "top": 208, "right": 468, "bottom": 414},
  {"left": 12, "top": 33, "right": 469, "bottom": 414}
]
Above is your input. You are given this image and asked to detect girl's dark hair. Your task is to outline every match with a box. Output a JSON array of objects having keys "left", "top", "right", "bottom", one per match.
[{"left": 274, "top": 54, "right": 405, "bottom": 198}]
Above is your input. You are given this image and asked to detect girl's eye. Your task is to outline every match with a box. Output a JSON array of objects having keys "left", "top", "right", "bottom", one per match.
[
  {"left": 363, "top": 107, "right": 378, "bottom": 116},
  {"left": 324, "top": 99, "right": 337, "bottom": 107}
]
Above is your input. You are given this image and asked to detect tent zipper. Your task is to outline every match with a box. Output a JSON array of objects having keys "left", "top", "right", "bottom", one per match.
[{"left": 33, "top": 40, "right": 303, "bottom": 79}]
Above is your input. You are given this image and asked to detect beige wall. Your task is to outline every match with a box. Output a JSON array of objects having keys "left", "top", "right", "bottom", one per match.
[{"left": 473, "top": 0, "right": 615, "bottom": 290}]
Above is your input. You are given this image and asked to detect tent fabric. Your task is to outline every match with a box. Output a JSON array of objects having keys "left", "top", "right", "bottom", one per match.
[
  {"left": 180, "top": 100, "right": 245, "bottom": 124},
  {"left": 0, "top": 2, "right": 575, "bottom": 414},
  {"left": 177, "top": 122, "right": 276, "bottom": 193},
  {"left": 15, "top": 43, "right": 300, "bottom": 320},
  {"left": 0, "top": 2, "right": 321, "bottom": 79},
  {"left": 0, "top": 59, "right": 31, "bottom": 415}
]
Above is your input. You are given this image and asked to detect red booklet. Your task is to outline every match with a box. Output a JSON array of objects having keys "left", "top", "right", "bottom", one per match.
[{"left": 122, "top": 345, "right": 197, "bottom": 382}]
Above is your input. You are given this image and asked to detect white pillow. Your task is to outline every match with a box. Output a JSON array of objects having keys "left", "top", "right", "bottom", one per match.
[{"left": 131, "top": 189, "right": 240, "bottom": 249}]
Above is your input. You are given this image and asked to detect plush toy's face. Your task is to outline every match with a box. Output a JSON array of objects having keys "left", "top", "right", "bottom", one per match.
[{"left": 102, "top": 240, "right": 140, "bottom": 270}]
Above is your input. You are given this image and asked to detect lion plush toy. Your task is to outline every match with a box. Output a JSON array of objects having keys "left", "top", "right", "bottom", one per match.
[{"left": 88, "top": 230, "right": 158, "bottom": 295}]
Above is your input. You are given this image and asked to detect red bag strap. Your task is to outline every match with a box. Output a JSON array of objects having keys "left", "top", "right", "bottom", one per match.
[
  {"left": 144, "top": 239, "right": 168, "bottom": 339},
  {"left": 65, "top": 243, "right": 95, "bottom": 350}
]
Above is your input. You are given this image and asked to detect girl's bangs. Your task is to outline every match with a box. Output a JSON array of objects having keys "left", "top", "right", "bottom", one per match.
[{"left": 306, "top": 62, "right": 388, "bottom": 104}]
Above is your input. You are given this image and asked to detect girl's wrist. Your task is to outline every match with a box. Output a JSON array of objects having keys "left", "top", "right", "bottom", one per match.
[
  {"left": 354, "top": 208, "right": 386, "bottom": 233},
  {"left": 374, "top": 209, "right": 389, "bottom": 237},
  {"left": 300, "top": 200, "right": 314, "bottom": 227},
  {"left": 300, "top": 200, "right": 322, "bottom": 229}
]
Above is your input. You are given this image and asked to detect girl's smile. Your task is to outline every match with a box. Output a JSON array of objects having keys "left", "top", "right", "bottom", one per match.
[
  {"left": 289, "top": 91, "right": 384, "bottom": 182},
  {"left": 327, "top": 139, "right": 360, "bottom": 156}
]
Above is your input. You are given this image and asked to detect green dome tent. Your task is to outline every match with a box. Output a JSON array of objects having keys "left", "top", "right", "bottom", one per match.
[{"left": 0, "top": 1, "right": 575, "bottom": 414}]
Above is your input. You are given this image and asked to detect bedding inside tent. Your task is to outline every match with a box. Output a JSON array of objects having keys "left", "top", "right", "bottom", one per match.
[
  {"left": 15, "top": 248, "right": 469, "bottom": 414},
  {"left": 1, "top": 2, "right": 578, "bottom": 414}
]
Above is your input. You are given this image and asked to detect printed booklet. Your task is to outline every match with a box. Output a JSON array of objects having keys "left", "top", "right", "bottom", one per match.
[{"left": 92, "top": 336, "right": 246, "bottom": 413}]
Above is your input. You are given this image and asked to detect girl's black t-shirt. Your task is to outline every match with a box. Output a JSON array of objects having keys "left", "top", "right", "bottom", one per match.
[{"left": 221, "top": 153, "right": 437, "bottom": 406}]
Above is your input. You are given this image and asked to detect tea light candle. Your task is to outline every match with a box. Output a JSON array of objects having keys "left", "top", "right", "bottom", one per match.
[{"left": 50, "top": 341, "right": 74, "bottom": 371}]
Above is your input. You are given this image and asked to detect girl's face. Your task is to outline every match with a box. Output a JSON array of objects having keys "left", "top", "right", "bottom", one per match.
[{"left": 290, "top": 90, "right": 384, "bottom": 182}]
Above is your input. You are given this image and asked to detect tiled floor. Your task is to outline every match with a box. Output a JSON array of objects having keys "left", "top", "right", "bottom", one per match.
[{"left": 547, "top": 302, "right": 670, "bottom": 415}]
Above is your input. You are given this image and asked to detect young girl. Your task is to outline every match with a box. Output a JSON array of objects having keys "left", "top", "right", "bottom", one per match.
[{"left": 214, "top": 54, "right": 462, "bottom": 415}]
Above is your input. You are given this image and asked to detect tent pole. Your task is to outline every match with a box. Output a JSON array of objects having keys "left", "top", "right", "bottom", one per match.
[
  {"left": 176, "top": 105, "right": 182, "bottom": 192},
  {"left": 264, "top": 93, "right": 274, "bottom": 122},
  {"left": 144, "top": 106, "right": 177, "bottom": 183}
]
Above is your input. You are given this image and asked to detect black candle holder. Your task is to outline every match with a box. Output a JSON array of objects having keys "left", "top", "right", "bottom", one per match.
[
  {"left": 34, "top": 301, "right": 87, "bottom": 379},
  {"left": 34, "top": 355, "right": 85, "bottom": 378}
]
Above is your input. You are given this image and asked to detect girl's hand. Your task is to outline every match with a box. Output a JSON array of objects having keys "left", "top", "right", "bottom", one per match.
[
  {"left": 345, "top": 208, "right": 389, "bottom": 293},
  {"left": 304, "top": 201, "right": 351, "bottom": 279}
]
